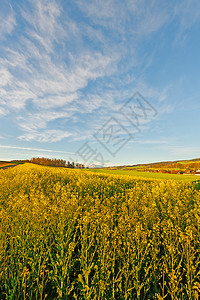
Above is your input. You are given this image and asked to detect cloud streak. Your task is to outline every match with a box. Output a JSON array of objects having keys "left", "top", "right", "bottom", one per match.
[
  {"left": 0, "top": 145, "right": 74, "bottom": 155},
  {"left": 0, "top": 4, "right": 16, "bottom": 38},
  {"left": 0, "top": 0, "right": 118, "bottom": 142},
  {"left": 0, "top": 0, "right": 199, "bottom": 148}
]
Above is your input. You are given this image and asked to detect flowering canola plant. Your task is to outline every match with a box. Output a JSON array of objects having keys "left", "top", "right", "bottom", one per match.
[{"left": 0, "top": 163, "right": 200, "bottom": 299}]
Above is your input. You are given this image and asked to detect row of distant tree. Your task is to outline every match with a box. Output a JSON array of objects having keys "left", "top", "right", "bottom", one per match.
[{"left": 29, "top": 157, "right": 86, "bottom": 168}]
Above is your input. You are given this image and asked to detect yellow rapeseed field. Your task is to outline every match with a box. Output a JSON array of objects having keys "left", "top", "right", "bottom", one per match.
[{"left": 0, "top": 163, "right": 200, "bottom": 299}]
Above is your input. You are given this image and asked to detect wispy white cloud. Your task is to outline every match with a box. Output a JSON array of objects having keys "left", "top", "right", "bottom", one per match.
[
  {"left": 21, "top": 0, "right": 64, "bottom": 53},
  {"left": 19, "top": 129, "right": 72, "bottom": 143},
  {"left": 0, "top": 0, "right": 118, "bottom": 142},
  {"left": 171, "top": 0, "right": 200, "bottom": 45},
  {"left": 0, "top": 106, "right": 8, "bottom": 117},
  {"left": 127, "top": 0, "right": 171, "bottom": 35},
  {"left": 0, "top": 68, "right": 12, "bottom": 87},
  {"left": 0, "top": 5, "right": 16, "bottom": 38},
  {"left": 76, "top": 0, "right": 171, "bottom": 36},
  {"left": 174, "top": 0, "right": 200, "bottom": 30},
  {"left": 0, "top": 0, "right": 198, "bottom": 146},
  {"left": 18, "top": 111, "right": 70, "bottom": 131},
  {"left": 0, "top": 145, "right": 74, "bottom": 154},
  {"left": 75, "top": 0, "right": 127, "bottom": 30},
  {"left": 136, "top": 139, "right": 169, "bottom": 145}
]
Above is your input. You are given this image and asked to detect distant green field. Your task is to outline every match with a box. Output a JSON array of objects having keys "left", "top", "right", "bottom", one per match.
[{"left": 87, "top": 168, "right": 199, "bottom": 182}]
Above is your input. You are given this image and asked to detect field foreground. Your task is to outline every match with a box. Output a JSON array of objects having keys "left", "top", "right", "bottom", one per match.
[{"left": 0, "top": 163, "right": 200, "bottom": 299}]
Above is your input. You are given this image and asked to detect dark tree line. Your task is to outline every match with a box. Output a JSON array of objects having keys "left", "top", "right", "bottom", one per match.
[{"left": 29, "top": 157, "right": 85, "bottom": 169}]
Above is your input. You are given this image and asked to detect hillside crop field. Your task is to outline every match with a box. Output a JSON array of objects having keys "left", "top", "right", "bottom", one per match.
[
  {"left": 87, "top": 168, "right": 199, "bottom": 182},
  {"left": 0, "top": 163, "right": 10, "bottom": 168},
  {"left": 1, "top": 164, "right": 200, "bottom": 299},
  {"left": 114, "top": 159, "right": 200, "bottom": 174},
  {"left": 0, "top": 162, "right": 16, "bottom": 169}
]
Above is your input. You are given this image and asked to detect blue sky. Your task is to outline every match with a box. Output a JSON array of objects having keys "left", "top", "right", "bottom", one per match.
[{"left": 0, "top": 0, "right": 200, "bottom": 166}]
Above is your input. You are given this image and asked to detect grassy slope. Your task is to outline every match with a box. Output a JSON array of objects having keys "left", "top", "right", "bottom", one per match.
[{"left": 87, "top": 168, "right": 199, "bottom": 181}]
